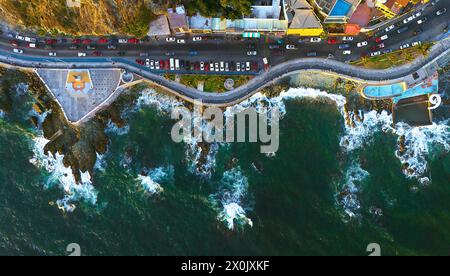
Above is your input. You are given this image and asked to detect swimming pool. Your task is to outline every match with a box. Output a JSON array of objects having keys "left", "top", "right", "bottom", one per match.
[
  {"left": 363, "top": 82, "right": 407, "bottom": 99},
  {"left": 329, "top": 0, "right": 352, "bottom": 17}
]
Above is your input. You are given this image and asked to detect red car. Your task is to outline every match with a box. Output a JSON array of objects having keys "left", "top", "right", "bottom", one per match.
[
  {"left": 82, "top": 39, "right": 92, "bottom": 45},
  {"left": 128, "top": 38, "right": 139, "bottom": 44},
  {"left": 45, "top": 39, "right": 57, "bottom": 45},
  {"left": 136, "top": 59, "right": 145, "bottom": 65},
  {"left": 98, "top": 38, "right": 108, "bottom": 44},
  {"left": 72, "top": 39, "right": 82, "bottom": 44},
  {"left": 252, "top": 62, "right": 258, "bottom": 71},
  {"left": 205, "top": 62, "right": 210, "bottom": 72},
  {"left": 92, "top": 51, "right": 102, "bottom": 56},
  {"left": 372, "top": 43, "right": 385, "bottom": 51},
  {"left": 159, "top": 60, "right": 164, "bottom": 69},
  {"left": 327, "top": 38, "right": 338, "bottom": 44},
  {"left": 10, "top": 40, "right": 19, "bottom": 47},
  {"left": 164, "top": 60, "right": 170, "bottom": 69}
]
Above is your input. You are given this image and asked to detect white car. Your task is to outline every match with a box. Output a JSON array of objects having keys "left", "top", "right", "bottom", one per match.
[
  {"left": 385, "top": 25, "right": 395, "bottom": 32},
  {"left": 200, "top": 61, "right": 205, "bottom": 71},
  {"left": 24, "top": 37, "right": 36, "bottom": 43},
  {"left": 357, "top": 41, "right": 368, "bottom": 48},
  {"left": 15, "top": 35, "right": 25, "bottom": 41},
  {"left": 49, "top": 52, "right": 57, "bottom": 56},
  {"left": 403, "top": 16, "right": 414, "bottom": 24},
  {"left": 286, "top": 44, "right": 296, "bottom": 50},
  {"left": 370, "top": 51, "right": 381, "bottom": 57},
  {"left": 247, "top": 51, "right": 257, "bottom": 56},
  {"left": 166, "top": 37, "right": 176, "bottom": 42},
  {"left": 436, "top": 8, "right": 447, "bottom": 16},
  {"left": 246, "top": 62, "right": 251, "bottom": 71},
  {"left": 220, "top": 61, "right": 225, "bottom": 72},
  {"left": 193, "top": 37, "right": 202, "bottom": 42},
  {"left": 236, "top": 62, "right": 241, "bottom": 72},
  {"left": 13, "top": 48, "right": 23, "bottom": 54},
  {"left": 118, "top": 39, "right": 128, "bottom": 44},
  {"left": 155, "top": 61, "right": 160, "bottom": 70},
  {"left": 78, "top": 52, "right": 86, "bottom": 57},
  {"left": 215, "top": 62, "right": 219, "bottom": 71},
  {"left": 400, "top": 43, "right": 411, "bottom": 50},
  {"left": 177, "top": 39, "right": 186, "bottom": 44},
  {"left": 343, "top": 50, "right": 352, "bottom": 55},
  {"left": 413, "top": 12, "right": 421, "bottom": 19},
  {"left": 412, "top": 41, "right": 422, "bottom": 47},
  {"left": 342, "top": 36, "right": 354, "bottom": 41},
  {"left": 310, "top": 37, "right": 321, "bottom": 43}
]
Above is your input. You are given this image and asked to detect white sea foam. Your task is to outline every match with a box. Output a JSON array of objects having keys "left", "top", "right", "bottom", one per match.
[
  {"left": 94, "top": 152, "right": 107, "bottom": 173},
  {"left": 136, "top": 165, "right": 174, "bottom": 195},
  {"left": 105, "top": 119, "right": 130, "bottom": 136},
  {"left": 209, "top": 166, "right": 253, "bottom": 230},
  {"left": 335, "top": 163, "right": 370, "bottom": 221},
  {"left": 0, "top": 109, "right": 5, "bottom": 119},
  {"left": 135, "top": 88, "right": 184, "bottom": 113},
  {"left": 29, "top": 136, "right": 98, "bottom": 213}
]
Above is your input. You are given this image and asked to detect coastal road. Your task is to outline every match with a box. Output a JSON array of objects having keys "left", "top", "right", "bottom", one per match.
[{"left": 0, "top": 1, "right": 448, "bottom": 106}]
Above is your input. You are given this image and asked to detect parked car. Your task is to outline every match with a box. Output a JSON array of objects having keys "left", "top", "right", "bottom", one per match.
[
  {"left": 247, "top": 51, "right": 257, "bottom": 56},
  {"left": 436, "top": 8, "right": 447, "bottom": 16},
  {"left": 357, "top": 41, "right": 368, "bottom": 47},
  {"left": 370, "top": 51, "right": 381, "bottom": 57},
  {"left": 417, "top": 17, "right": 427, "bottom": 24},
  {"left": 342, "top": 36, "right": 354, "bottom": 41},
  {"left": 343, "top": 50, "right": 352, "bottom": 55},
  {"left": 177, "top": 39, "right": 186, "bottom": 44},
  {"left": 286, "top": 44, "right": 296, "bottom": 50},
  {"left": 403, "top": 15, "right": 415, "bottom": 24},
  {"left": 193, "top": 37, "right": 202, "bottom": 42},
  {"left": 412, "top": 41, "right": 422, "bottom": 47},
  {"left": 166, "top": 37, "right": 176, "bottom": 42},
  {"left": 376, "top": 35, "right": 388, "bottom": 43},
  {"left": 400, "top": 43, "right": 411, "bottom": 50},
  {"left": 385, "top": 25, "right": 395, "bottom": 32},
  {"left": 339, "top": 44, "right": 350, "bottom": 50},
  {"left": 82, "top": 39, "right": 92, "bottom": 45},
  {"left": 397, "top": 26, "right": 409, "bottom": 34},
  {"left": 78, "top": 52, "right": 87, "bottom": 57},
  {"left": 13, "top": 48, "right": 23, "bottom": 54},
  {"left": 310, "top": 37, "right": 321, "bottom": 43},
  {"left": 118, "top": 39, "right": 128, "bottom": 44},
  {"left": 98, "top": 38, "right": 108, "bottom": 44},
  {"left": 327, "top": 38, "right": 338, "bottom": 44},
  {"left": 107, "top": 44, "right": 117, "bottom": 49},
  {"left": 128, "top": 38, "right": 139, "bottom": 44},
  {"left": 48, "top": 52, "right": 57, "bottom": 57}
]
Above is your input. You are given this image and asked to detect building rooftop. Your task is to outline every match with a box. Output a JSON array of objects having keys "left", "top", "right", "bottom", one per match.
[
  {"left": 148, "top": 15, "right": 171, "bottom": 36},
  {"left": 289, "top": 9, "right": 323, "bottom": 29}
]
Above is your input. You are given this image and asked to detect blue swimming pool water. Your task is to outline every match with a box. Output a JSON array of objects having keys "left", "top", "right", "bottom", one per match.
[
  {"left": 329, "top": 0, "right": 352, "bottom": 17},
  {"left": 363, "top": 83, "right": 406, "bottom": 98}
]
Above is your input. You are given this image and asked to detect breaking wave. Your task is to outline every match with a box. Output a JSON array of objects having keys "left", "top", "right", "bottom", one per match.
[
  {"left": 134, "top": 88, "right": 184, "bottom": 113},
  {"left": 136, "top": 165, "right": 174, "bottom": 196},
  {"left": 29, "top": 136, "right": 98, "bottom": 213},
  {"left": 209, "top": 166, "right": 253, "bottom": 230},
  {"left": 335, "top": 162, "right": 370, "bottom": 221},
  {"left": 105, "top": 119, "right": 130, "bottom": 136}
]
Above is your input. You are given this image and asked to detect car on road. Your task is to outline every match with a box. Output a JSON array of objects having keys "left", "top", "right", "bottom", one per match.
[
  {"left": 343, "top": 50, "right": 352, "bottom": 55},
  {"left": 220, "top": 61, "right": 225, "bottom": 71},
  {"left": 382, "top": 49, "right": 393, "bottom": 54},
  {"left": 155, "top": 61, "right": 160, "bottom": 70},
  {"left": 24, "top": 37, "right": 36, "bottom": 43},
  {"left": 286, "top": 44, "right": 296, "bottom": 50},
  {"left": 327, "top": 38, "right": 338, "bottom": 44},
  {"left": 28, "top": 43, "right": 36, "bottom": 48},
  {"left": 376, "top": 35, "right": 388, "bottom": 43},
  {"left": 193, "top": 37, "right": 202, "bottom": 42},
  {"left": 48, "top": 52, "right": 57, "bottom": 57},
  {"left": 263, "top": 58, "right": 269, "bottom": 71},
  {"left": 107, "top": 44, "right": 117, "bottom": 49},
  {"left": 177, "top": 39, "right": 186, "bottom": 44},
  {"left": 10, "top": 40, "right": 19, "bottom": 47},
  {"left": 215, "top": 62, "right": 219, "bottom": 72},
  {"left": 247, "top": 51, "right": 257, "bottom": 56},
  {"left": 136, "top": 59, "right": 145, "bottom": 66},
  {"left": 431, "top": 0, "right": 440, "bottom": 5},
  {"left": 310, "top": 37, "right": 321, "bottom": 43},
  {"left": 412, "top": 41, "right": 422, "bottom": 47},
  {"left": 436, "top": 8, "right": 447, "bottom": 16},
  {"left": 78, "top": 52, "right": 86, "bottom": 57},
  {"left": 385, "top": 25, "right": 395, "bottom": 32},
  {"left": 417, "top": 17, "right": 427, "bottom": 25},
  {"left": 357, "top": 41, "right": 368, "bottom": 47},
  {"left": 82, "top": 39, "right": 92, "bottom": 45},
  {"left": 86, "top": 45, "right": 96, "bottom": 50},
  {"left": 339, "top": 44, "right": 350, "bottom": 50},
  {"left": 72, "top": 39, "right": 82, "bottom": 44},
  {"left": 403, "top": 15, "right": 415, "bottom": 24},
  {"left": 413, "top": 12, "right": 421, "bottom": 19},
  {"left": 200, "top": 62, "right": 205, "bottom": 71},
  {"left": 98, "top": 38, "right": 108, "bottom": 44},
  {"left": 372, "top": 43, "right": 385, "bottom": 50},
  {"left": 397, "top": 26, "right": 409, "bottom": 34},
  {"left": 400, "top": 43, "right": 411, "bottom": 50},
  {"left": 13, "top": 48, "right": 23, "bottom": 54},
  {"left": 166, "top": 37, "right": 176, "bottom": 42},
  {"left": 342, "top": 36, "right": 354, "bottom": 41},
  {"left": 370, "top": 51, "right": 381, "bottom": 57},
  {"left": 118, "top": 39, "right": 128, "bottom": 44},
  {"left": 128, "top": 38, "right": 139, "bottom": 44},
  {"left": 246, "top": 62, "right": 251, "bottom": 71},
  {"left": 15, "top": 35, "right": 25, "bottom": 41}
]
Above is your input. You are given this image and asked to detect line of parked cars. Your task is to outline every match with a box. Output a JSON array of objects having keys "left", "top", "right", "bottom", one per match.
[{"left": 136, "top": 58, "right": 259, "bottom": 73}]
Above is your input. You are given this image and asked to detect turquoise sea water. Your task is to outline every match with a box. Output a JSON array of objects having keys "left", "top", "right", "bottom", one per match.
[{"left": 0, "top": 77, "right": 450, "bottom": 256}]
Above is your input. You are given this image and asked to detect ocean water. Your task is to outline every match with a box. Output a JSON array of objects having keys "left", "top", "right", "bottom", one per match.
[{"left": 0, "top": 78, "right": 450, "bottom": 256}]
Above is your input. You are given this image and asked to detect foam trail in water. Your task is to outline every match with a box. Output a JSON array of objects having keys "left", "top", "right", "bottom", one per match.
[
  {"left": 136, "top": 165, "right": 174, "bottom": 195},
  {"left": 105, "top": 119, "right": 130, "bottom": 136},
  {"left": 209, "top": 166, "right": 253, "bottom": 230},
  {"left": 335, "top": 162, "right": 370, "bottom": 221},
  {"left": 29, "top": 136, "right": 98, "bottom": 213}
]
